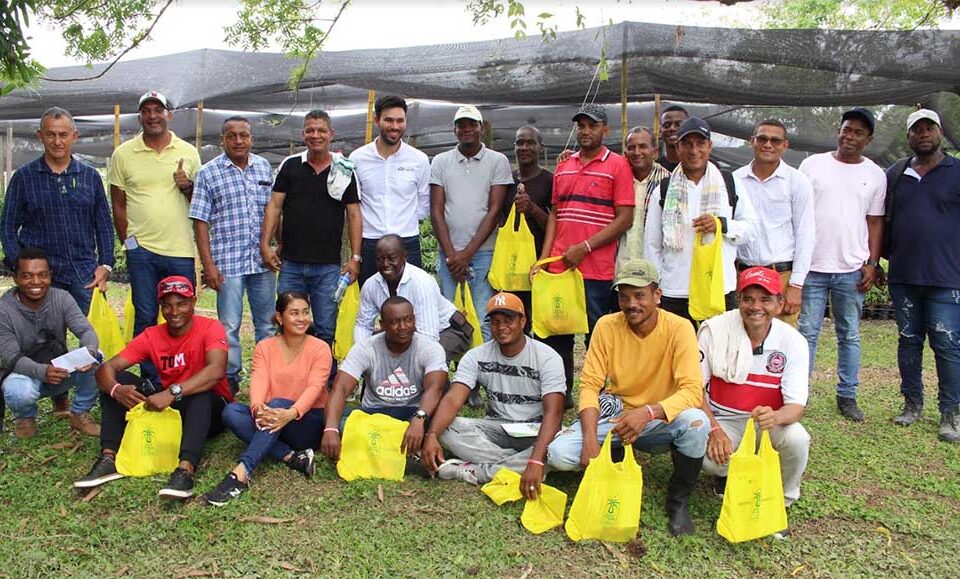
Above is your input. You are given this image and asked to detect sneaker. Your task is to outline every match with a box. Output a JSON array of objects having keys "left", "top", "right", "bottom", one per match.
[
  {"left": 837, "top": 396, "right": 865, "bottom": 422},
  {"left": 14, "top": 417, "right": 37, "bottom": 438},
  {"left": 713, "top": 476, "right": 727, "bottom": 498},
  {"left": 893, "top": 399, "right": 923, "bottom": 426},
  {"left": 436, "top": 459, "right": 479, "bottom": 485},
  {"left": 68, "top": 412, "right": 101, "bottom": 437},
  {"left": 287, "top": 448, "right": 315, "bottom": 478},
  {"left": 74, "top": 454, "right": 124, "bottom": 489},
  {"left": 159, "top": 467, "right": 195, "bottom": 499},
  {"left": 939, "top": 411, "right": 960, "bottom": 443},
  {"left": 51, "top": 395, "right": 71, "bottom": 418},
  {"left": 772, "top": 527, "right": 792, "bottom": 540},
  {"left": 202, "top": 472, "right": 249, "bottom": 506}
]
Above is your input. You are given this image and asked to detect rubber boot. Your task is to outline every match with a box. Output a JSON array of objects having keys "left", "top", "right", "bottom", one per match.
[{"left": 665, "top": 448, "right": 703, "bottom": 536}]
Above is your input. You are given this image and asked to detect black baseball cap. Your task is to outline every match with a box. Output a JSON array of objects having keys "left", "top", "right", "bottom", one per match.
[
  {"left": 572, "top": 103, "right": 608, "bottom": 124},
  {"left": 677, "top": 117, "right": 711, "bottom": 141},
  {"left": 841, "top": 107, "right": 875, "bottom": 135}
]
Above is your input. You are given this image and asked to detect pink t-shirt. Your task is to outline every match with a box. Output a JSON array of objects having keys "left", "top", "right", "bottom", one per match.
[
  {"left": 249, "top": 336, "right": 332, "bottom": 418},
  {"left": 799, "top": 152, "right": 886, "bottom": 274}
]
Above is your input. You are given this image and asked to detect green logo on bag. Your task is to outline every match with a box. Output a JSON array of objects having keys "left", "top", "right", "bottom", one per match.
[
  {"left": 141, "top": 427, "right": 156, "bottom": 456},
  {"left": 751, "top": 489, "right": 762, "bottom": 520},
  {"left": 604, "top": 497, "right": 620, "bottom": 523},
  {"left": 552, "top": 295, "right": 564, "bottom": 319},
  {"left": 368, "top": 431, "right": 381, "bottom": 456}
]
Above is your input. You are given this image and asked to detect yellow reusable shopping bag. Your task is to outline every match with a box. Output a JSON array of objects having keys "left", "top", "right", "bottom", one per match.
[
  {"left": 333, "top": 282, "right": 360, "bottom": 361},
  {"left": 454, "top": 282, "right": 484, "bottom": 348},
  {"left": 87, "top": 288, "right": 125, "bottom": 359},
  {"left": 716, "top": 418, "right": 788, "bottom": 543},
  {"left": 688, "top": 215, "right": 726, "bottom": 321},
  {"left": 565, "top": 432, "right": 643, "bottom": 543},
  {"left": 115, "top": 403, "right": 183, "bottom": 477},
  {"left": 481, "top": 467, "right": 524, "bottom": 505},
  {"left": 530, "top": 256, "right": 588, "bottom": 338},
  {"left": 488, "top": 203, "right": 538, "bottom": 292},
  {"left": 521, "top": 484, "right": 568, "bottom": 534},
  {"left": 122, "top": 291, "right": 136, "bottom": 344},
  {"left": 337, "top": 410, "right": 408, "bottom": 481}
]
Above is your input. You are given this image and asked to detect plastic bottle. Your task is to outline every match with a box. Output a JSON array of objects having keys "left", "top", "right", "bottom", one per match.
[{"left": 332, "top": 273, "right": 351, "bottom": 303}]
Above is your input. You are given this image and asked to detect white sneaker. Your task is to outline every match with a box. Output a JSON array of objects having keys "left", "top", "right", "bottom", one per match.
[{"left": 436, "top": 459, "right": 479, "bottom": 485}]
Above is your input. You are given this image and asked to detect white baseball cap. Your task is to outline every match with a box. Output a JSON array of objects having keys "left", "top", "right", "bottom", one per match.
[
  {"left": 138, "top": 90, "right": 170, "bottom": 110},
  {"left": 907, "top": 109, "right": 940, "bottom": 131},
  {"left": 453, "top": 105, "right": 483, "bottom": 124}
]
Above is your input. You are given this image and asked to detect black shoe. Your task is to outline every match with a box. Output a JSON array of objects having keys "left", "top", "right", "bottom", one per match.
[
  {"left": 893, "top": 399, "right": 923, "bottom": 426},
  {"left": 837, "top": 396, "right": 865, "bottom": 422},
  {"left": 287, "top": 448, "right": 315, "bottom": 478},
  {"left": 713, "top": 476, "right": 727, "bottom": 498},
  {"left": 74, "top": 454, "right": 125, "bottom": 489},
  {"left": 159, "top": 467, "right": 195, "bottom": 499},
  {"left": 227, "top": 377, "right": 240, "bottom": 397},
  {"left": 773, "top": 527, "right": 792, "bottom": 540},
  {"left": 202, "top": 472, "right": 248, "bottom": 506},
  {"left": 666, "top": 449, "right": 702, "bottom": 536},
  {"left": 939, "top": 411, "right": 960, "bottom": 443}
]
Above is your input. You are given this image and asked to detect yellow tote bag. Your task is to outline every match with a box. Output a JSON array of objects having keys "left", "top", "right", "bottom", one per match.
[
  {"left": 488, "top": 204, "right": 538, "bottom": 292},
  {"left": 688, "top": 215, "right": 726, "bottom": 321},
  {"left": 337, "top": 410, "right": 408, "bottom": 481},
  {"left": 115, "top": 403, "right": 182, "bottom": 477},
  {"left": 122, "top": 291, "right": 136, "bottom": 344},
  {"left": 716, "top": 418, "right": 788, "bottom": 543},
  {"left": 454, "top": 282, "right": 484, "bottom": 348},
  {"left": 530, "top": 256, "right": 588, "bottom": 338},
  {"left": 481, "top": 467, "right": 524, "bottom": 505},
  {"left": 521, "top": 484, "right": 568, "bottom": 534},
  {"left": 565, "top": 432, "right": 643, "bottom": 543},
  {"left": 333, "top": 282, "right": 360, "bottom": 361},
  {"left": 87, "top": 288, "right": 125, "bottom": 359}
]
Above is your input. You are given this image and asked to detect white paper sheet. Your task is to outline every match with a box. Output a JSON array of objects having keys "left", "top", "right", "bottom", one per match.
[{"left": 51, "top": 347, "right": 97, "bottom": 372}]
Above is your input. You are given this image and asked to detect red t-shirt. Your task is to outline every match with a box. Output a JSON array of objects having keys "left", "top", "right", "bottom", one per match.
[
  {"left": 120, "top": 316, "right": 232, "bottom": 401},
  {"left": 548, "top": 147, "right": 634, "bottom": 280}
]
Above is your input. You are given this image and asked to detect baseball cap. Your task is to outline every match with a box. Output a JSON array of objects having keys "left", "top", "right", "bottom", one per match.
[
  {"left": 907, "top": 109, "right": 941, "bottom": 131},
  {"left": 613, "top": 259, "right": 660, "bottom": 289},
  {"left": 737, "top": 267, "right": 782, "bottom": 295},
  {"left": 454, "top": 105, "right": 483, "bottom": 124},
  {"left": 157, "top": 276, "right": 195, "bottom": 300},
  {"left": 572, "top": 103, "right": 608, "bottom": 124},
  {"left": 138, "top": 90, "right": 170, "bottom": 110},
  {"left": 486, "top": 292, "right": 525, "bottom": 319},
  {"left": 677, "top": 117, "right": 711, "bottom": 141},
  {"left": 841, "top": 107, "right": 875, "bottom": 135}
]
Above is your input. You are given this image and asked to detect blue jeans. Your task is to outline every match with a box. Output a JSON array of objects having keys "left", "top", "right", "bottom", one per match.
[
  {"left": 53, "top": 279, "right": 93, "bottom": 318},
  {"left": 2, "top": 369, "right": 98, "bottom": 418},
  {"left": 890, "top": 284, "right": 960, "bottom": 414},
  {"left": 126, "top": 246, "right": 196, "bottom": 382},
  {"left": 222, "top": 399, "right": 324, "bottom": 476},
  {"left": 437, "top": 249, "right": 494, "bottom": 342},
  {"left": 548, "top": 407, "right": 709, "bottom": 471},
  {"left": 277, "top": 260, "right": 340, "bottom": 343},
  {"left": 217, "top": 271, "right": 277, "bottom": 381},
  {"left": 584, "top": 279, "right": 615, "bottom": 347},
  {"left": 797, "top": 271, "right": 865, "bottom": 399}
]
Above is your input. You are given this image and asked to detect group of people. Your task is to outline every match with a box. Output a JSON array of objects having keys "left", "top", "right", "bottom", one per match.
[{"left": 1, "top": 88, "right": 957, "bottom": 537}]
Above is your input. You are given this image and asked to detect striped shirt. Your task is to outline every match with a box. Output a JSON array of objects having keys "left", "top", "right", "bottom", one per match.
[
  {"left": 354, "top": 263, "right": 458, "bottom": 343},
  {"left": 548, "top": 147, "right": 634, "bottom": 280},
  {"left": 1, "top": 156, "right": 114, "bottom": 284},
  {"left": 189, "top": 153, "right": 273, "bottom": 277}
]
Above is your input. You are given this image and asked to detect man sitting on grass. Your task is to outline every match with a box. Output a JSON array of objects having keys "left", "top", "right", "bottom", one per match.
[
  {"left": 74, "top": 276, "right": 232, "bottom": 500},
  {"left": 421, "top": 292, "right": 565, "bottom": 500}
]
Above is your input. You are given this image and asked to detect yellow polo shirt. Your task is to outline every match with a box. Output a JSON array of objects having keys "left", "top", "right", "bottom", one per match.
[{"left": 107, "top": 132, "right": 200, "bottom": 257}]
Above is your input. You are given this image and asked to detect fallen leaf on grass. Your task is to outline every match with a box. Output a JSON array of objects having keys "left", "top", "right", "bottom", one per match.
[
  {"left": 59, "top": 505, "right": 68, "bottom": 517},
  {"left": 239, "top": 516, "right": 294, "bottom": 524},
  {"left": 791, "top": 565, "right": 806, "bottom": 576},
  {"left": 398, "top": 490, "right": 417, "bottom": 497},
  {"left": 279, "top": 562, "right": 299, "bottom": 571},
  {"left": 115, "top": 565, "right": 130, "bottom": 576},
  {"left": 39, "top": 455, "right": 56, "bottom": 466},
  {"left": 81, "top": 488, "right": 101, "bottom": 503},
  {"left": 901, "top": 551, "right": 917, "bottom": 564},
  {"left": 875, "top": 526, "right": 892, "bottom": 547},
  {"left": 377, "top": 484, "right": 384, "bottom": 503},
  {"left": 517, "top": 563, "right": 533, "bottom": 579}
]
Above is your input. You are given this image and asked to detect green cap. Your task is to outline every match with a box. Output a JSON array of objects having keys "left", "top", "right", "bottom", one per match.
[{"left": 613, "top": 259, "right": 660, "bottom": 289}]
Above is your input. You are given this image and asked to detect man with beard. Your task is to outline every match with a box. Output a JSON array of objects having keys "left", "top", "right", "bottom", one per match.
[
  {"left": 350, "top": 96, "right": 431, "bottom": 286},
  {"left": 657, "top": 105, "right": 689, "bottom": 172}
]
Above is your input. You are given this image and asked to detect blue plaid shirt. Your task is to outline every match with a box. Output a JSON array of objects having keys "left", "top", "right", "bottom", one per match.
[
  {"left": 189, "top": 153, "right": 273, "bottom": 277},
  {"left": 1, "top": 156, "right": 115, "bottom": 284}
]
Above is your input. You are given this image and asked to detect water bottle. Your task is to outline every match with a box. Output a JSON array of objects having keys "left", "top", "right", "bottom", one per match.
[{"left": 332, "top": 272, "right": 351, "bottom": 303}]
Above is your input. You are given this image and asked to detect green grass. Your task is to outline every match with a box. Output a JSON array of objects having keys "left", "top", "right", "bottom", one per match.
[{"left": 1, "top": 290, "right": 958, "bottom": 577}]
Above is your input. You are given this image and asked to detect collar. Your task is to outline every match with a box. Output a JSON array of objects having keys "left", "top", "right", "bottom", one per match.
[
  {"left": 746, "top": 159, "right": 791, "bottom": 182},
  {"left": 377, "top": 262, "right": 414, "bottom": 292},
  {"left": 37, "top": 156, "right": 79, "bottom": 175},
  {"left": 573, "top": 146, "right": 611, "bottom": 167},
  {"left": 635, "top": 162, "right": 667, "bottom": 186},
  {"left": 132, "top": 131, "right": 179, "bottom": 152},
  {"left": 372, "top": 138, "right": 407, "bottom": 160},
  {"left": 455, "top": 143, "right": 486, "bottom": 162},
  {"left": 217, "top": 152, "right": 256, "bottom": 170}
]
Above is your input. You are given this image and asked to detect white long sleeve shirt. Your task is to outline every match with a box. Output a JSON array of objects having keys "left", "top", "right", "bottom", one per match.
[
  {"left": 354, "top": 263, "right": 458, "bottom": 342},
  {"left": 349, "top": 139, "right": 431, "bottom": 239}
]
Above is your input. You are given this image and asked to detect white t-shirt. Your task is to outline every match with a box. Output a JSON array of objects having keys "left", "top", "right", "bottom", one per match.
[
  {"left": 798, "top": 152, "right": 886, "bottom": 274},
  {"left": 340, "top": 333, "right": 448, "bottom": 409}
]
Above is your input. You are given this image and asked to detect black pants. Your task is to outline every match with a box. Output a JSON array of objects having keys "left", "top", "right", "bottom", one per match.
[
  {"left": 660, "top": 291, "right": 737, "bottom": 328},
  {"left": 359, "top": 235, "right": 422, "bottom": 287},
  {"left": 100, "top": 390, "right": 226, "bottom": 467}
]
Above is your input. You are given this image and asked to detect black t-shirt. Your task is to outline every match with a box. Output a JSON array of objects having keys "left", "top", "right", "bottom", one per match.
[
  {"left": 273, "top": 154, "right": 359, "bottom": 264},
  {"left": 657, "top": 155, "right": 679, "bottom": 172},
  {"left": 504, "top": 169, "right": 553, "bottom": 254}
]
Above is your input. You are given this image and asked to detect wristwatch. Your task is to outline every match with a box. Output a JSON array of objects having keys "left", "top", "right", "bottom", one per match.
[
  {"left": 169, "top": 384, "right": 183, "bottom": 402},
  {"left": 413, "top": 409, "right": 429, "bottom": 421},
  {"left": 865, "top": 259, "right": 880, "bottom": 268},
  {"left": 350, "top": 254, "right": 362, "bottom": 262}
]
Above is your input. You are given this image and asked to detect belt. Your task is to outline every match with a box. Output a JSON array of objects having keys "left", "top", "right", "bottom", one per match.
[{"left": 736, "top": 260, "right": 793, "bottom": 273}]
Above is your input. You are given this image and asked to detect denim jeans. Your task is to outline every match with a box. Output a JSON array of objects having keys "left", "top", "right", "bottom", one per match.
[
  {"left": 359, "top": 235, "right": 422, "bottom": 287},
  {"left": 217, "top": 271, "right": 277, "bottom": 381},
  {"left": 583, "top": 279, "right": 615, "bottom": 347},
  {"left": 126, "top": 246, "right": 196, "bottom": 382},
  {"left": 437, "top": 249, "right": 494, "bottom": 342},
  {"left": 797, "top": 271, "right": 864, "bottom": 399},
  {"left": 890, "top": 284, "right": 960, "bottom": 414},
  {"left": 53, "top": 279, "right": 93, "bottom": 318},
  {"left": 2, "top": 369, "right": 97, "bottom": 418},
  {"left": 548, "top": 407, "right": 709, "bottom": 471},
  {"left": 277, "top": 260, "right": 340, "bottom": 343},
  {"left": 222, "top": 398, "right": 324, "bottom": 476}
]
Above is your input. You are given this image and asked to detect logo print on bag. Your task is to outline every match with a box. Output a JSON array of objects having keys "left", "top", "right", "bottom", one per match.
[
  {"left": 603, "top": 497, "right": 620, "bottom": 524},
  {"left": 751, "top": 489, "right": 762, "bottom": 521},
  {"left": 141, "top": 426, "right": 156, "bottom": 456},
  {"left": 766, "top": 351, "right": 786, "bottom": 374},
  {"left": 552, "top": 295, "right": 564, "bottom": 319},
  {"left": 368, "top": 431, "right": 381, "bottom": 456}
]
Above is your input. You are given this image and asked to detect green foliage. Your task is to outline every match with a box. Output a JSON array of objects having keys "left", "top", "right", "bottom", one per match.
[
  {"left": 466, "top": 0, "right": 558, "bottom": 41},
  {"left": 0, "top": 0, "right": 43, "bottom": 93},
  {"left": 758, "top": 0, "right": 951, "bottom": 29}
]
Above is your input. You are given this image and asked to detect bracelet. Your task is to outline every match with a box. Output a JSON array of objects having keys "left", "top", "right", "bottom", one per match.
[
  {"left": 645, "top": 405, "right": 655, "bottom": 421},
  {"left": 582, "top": 239, "right": 593, "bottom": 253},
  {"left": 527, "top": 459, "right": 545, "bottom": 467},
  {"left": 425, "top": 431, "right": 438, "bottom": 437},
  {"left": 710, "top": 425, "right": 723, "bottom": 433},
  {"left": 109, "top": 383, "right": 121, "bottom": 398},
  {"left": 323, "top": 427, "right": 339, "bottom": 434}
]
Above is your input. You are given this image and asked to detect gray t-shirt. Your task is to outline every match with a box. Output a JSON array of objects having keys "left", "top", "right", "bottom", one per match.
[
  {"left": 454, "top": 337, "right": 566, "bottom": 422},
  {"left": 430, "top": 144, "right": 513, "bottom": 251},
  {"left": 340, "top": 333, "right": 448, "bottom": 409}
]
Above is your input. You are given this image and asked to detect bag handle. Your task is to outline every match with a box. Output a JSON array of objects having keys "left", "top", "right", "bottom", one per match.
[
  {"left": 693, "top": 215, "right": 723, "bottom": 248},
  {"left": 757, "top": 426, "right": 775, "bottom": 457},
  {"left": 455, "top": 281, "right": 473, "bottom": 310},
  {"left": 533, "top": 255, "right": 575, "bottom": 274},
  {"left": 731, "top": 417, "right": 757, "bottom": 457}
]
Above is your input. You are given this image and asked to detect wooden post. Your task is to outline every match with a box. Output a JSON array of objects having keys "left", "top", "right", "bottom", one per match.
[
  {"left": 620, "top": 54, "right": 628, "bottom": 152},
  {"left": 195, "top": 100, "right": 204, "bottom": 151},
  {"left": 653, "top": 93, "right": 661, "bottom": 148},
  {"left": 365, "top": 90, "right": 376, "bottom": 144},
  {"left": 113, "top": 104, "right": 121, "bottom": 149}
]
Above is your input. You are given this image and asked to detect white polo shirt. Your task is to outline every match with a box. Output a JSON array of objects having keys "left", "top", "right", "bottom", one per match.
[{"left": 349, "top": 139, "right": 431, "bottom": 239}]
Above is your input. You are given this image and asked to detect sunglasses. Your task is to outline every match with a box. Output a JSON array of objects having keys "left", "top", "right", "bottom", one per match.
[
  {"left": 752, "top": 135, "right": 786, "bottom": 146},
  {"left": 159, "top": 281, "right": 192, "bottom": 294}
]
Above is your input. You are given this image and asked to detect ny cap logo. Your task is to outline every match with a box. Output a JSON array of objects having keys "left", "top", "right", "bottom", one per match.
[{"left": 494, "top": 294, "right": 507, "bottom": 306}]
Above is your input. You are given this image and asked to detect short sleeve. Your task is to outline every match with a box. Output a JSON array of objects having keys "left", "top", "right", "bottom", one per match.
[
  {"left": 419, "top": 340, "right": 450, "bottom": 375},
  {"left": 452, "top": 347, "right": 481, "bottom": 390},
  {"left": 272, "top": 159, "right": 293, "bottom": 193},
  {"left": 780, "top": 329, "right": 810, "bottom": 407},
  {"left": 867, "top": 167, "right": 886, "bottom": 216},
  {"left": 187, "top": 147, "right": 202, "bottom": 179},
  {"left": 493, "top": 153, "right": 514, "bottom": 185},
  {"left": 203, "top": 319, "right": 229, "bottom": 352},
  {"left": 107, "top": 151, "right": 125, "bottom": 189},
  {"left": 697, "top": 325, "right": 713, "bottom": 386},
  {"left": 118, "top": 330, "right": 151, "bottom": 365},
  {"left": 189, "top": 166, "right": 213, "bottom": 222},
  {"left": 429, "top": 155, "right": 445, "bottom": 187},
  {"left": 339, "top": 337, "right": 373, "bottom": 381},
  {"left": 612, "top": 156, "right": 636, "bottom": 207},
  {"left": 341, "top": 174, "right": 360, "bottom": 204},
  {"left": 536, "top": 344, "right": 566, "bottom": 397}
]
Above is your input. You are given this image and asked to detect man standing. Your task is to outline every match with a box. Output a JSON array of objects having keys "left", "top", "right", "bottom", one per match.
[
  {"left": 190, "top": 116, "right": 276, "bottom": 394},
  {"left": 0, "top": 248, "right": 100, "bottom": 438},
  {"left": 734, "top": 120, "right": 815, "bottom": 326},
  {"left": 349, "top": 95, "right": 431, "bottom": 286},
  {"left": 700, "top": 267, "right": 811, "bottom": 508},
  {"left": 548, "top": 260, "right": 707, "bottom": 536},
  {"left": 885, "top": 109, "right": 960, "bottom": 443},
  {"left": 430, "top": 105, "right": 513, "bottom": 341},
  {"left": 798, "top": 108, "right": 885, "bottom": 422},
  {"left": 645, "top": 118, "right": 757, "bottom": 324},
  {"left": 108, "top": 90, "right": 201, "bottom": 383},
  {"left": 261, "top": 110, "right": 362, "bottom": 344},
  {"left": 616, "top": 125, "right": 670, "bottom": 273},
  {"left": 657, "top": 105, "right": 689, "bottom": 172}
]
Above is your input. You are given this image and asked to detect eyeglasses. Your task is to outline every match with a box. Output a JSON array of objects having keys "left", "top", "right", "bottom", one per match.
[{"left": 753, "top": 136, "right": 786, "bottom": 146}]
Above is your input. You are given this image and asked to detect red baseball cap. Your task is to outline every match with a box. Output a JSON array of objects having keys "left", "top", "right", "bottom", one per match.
[
  {"left": 737, "top": 267, "right": 782, "bottom": 295},
  {"left": 157, "top": 276, "right": 195, "bottom": 300}
]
